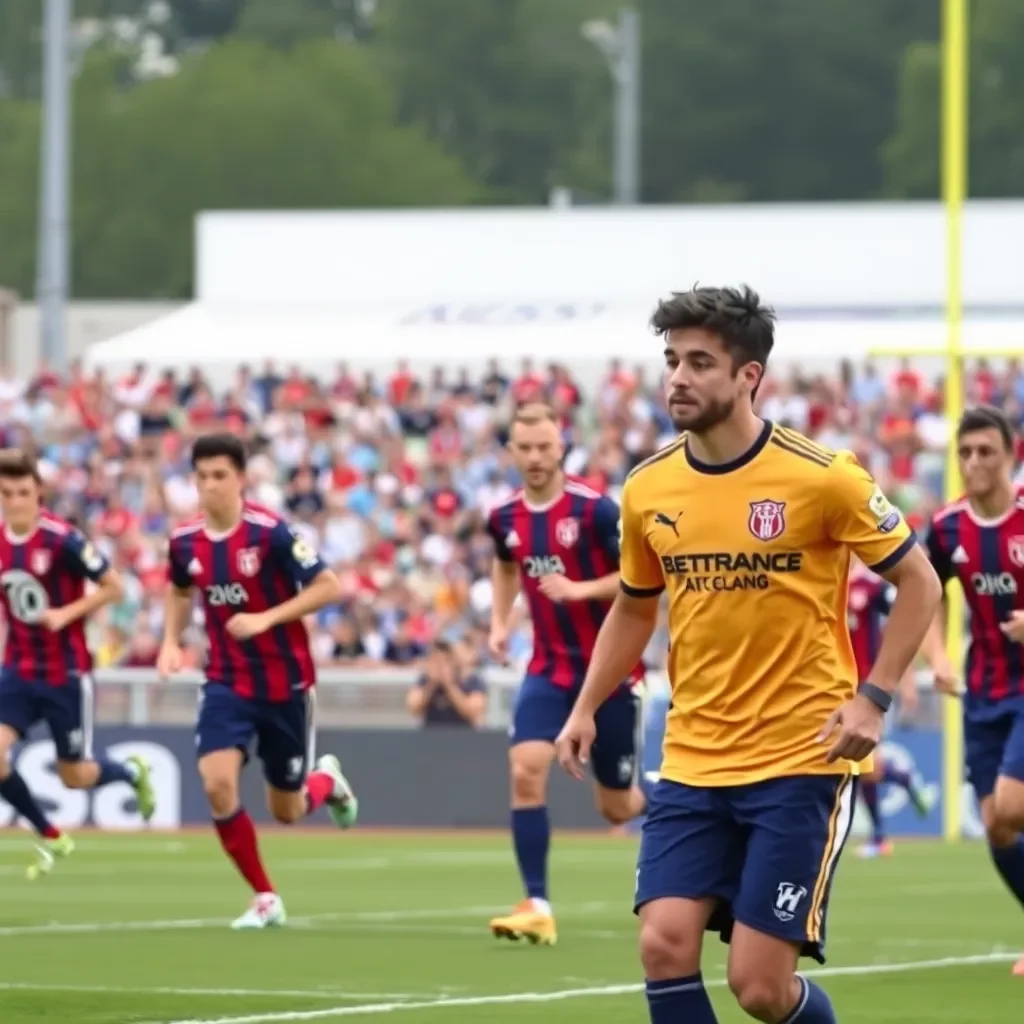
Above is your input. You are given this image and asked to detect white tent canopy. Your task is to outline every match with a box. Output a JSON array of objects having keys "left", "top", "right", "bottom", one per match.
[{"left": 84, "top": 302, "right": 1024, "bottom": 392}]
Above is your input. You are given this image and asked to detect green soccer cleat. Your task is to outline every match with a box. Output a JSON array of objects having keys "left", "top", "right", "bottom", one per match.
[
  {"left": 315, "top": 754, "right": 358, "bottom": 830},
  {"left": 907, "top": 773, "right": 936, "bottom": 818},
  {"left": 127, "top": 755, "right": 157, "bottom": 822},
  {"left": 26, "top": 832, "right": 75, "bottom": 881}
]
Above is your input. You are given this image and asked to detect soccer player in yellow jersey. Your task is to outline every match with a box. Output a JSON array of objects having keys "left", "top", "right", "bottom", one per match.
[{"left": 555, "top": 286, "right": 942, "bottom": 1024}]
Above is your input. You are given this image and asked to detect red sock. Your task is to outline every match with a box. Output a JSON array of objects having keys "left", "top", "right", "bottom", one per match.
[
  {"left": 304, "top": 771, "right": 334, "bottom": 815},
  {"left": 214, "top": 809, "right": 274, "bottom": 895},
  {"left": 42, "top": 824, "right": 62, "bottom": 840}
]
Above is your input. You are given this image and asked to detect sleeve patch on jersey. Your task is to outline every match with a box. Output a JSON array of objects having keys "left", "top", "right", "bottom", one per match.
[
  {"left": 868, "top": 486, "right": 896, "bottom": 524},
  {"left": 81, "top": 542, "right": 105, "bottom": 573},
  {"left": 291, "top": 535, "right": 319, "bottom": 570},
  {"left": 877, "top": 510, "right": 902, "bottom": 534}
]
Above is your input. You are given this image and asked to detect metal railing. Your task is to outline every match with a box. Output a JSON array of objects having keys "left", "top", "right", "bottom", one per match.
[{"left": 90, "top": 667, "right": 938, "bottom": 730}]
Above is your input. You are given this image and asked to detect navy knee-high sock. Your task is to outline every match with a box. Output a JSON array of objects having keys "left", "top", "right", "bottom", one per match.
[
  {"left": 511, "top": 806, "right": 549, "bottom": 901},
  {"left": 782, "top": 976, "right": 837, "bottom": 1023},
  {"left": 991, "top": 837, "right": 1024, "bottom": 910},
  {"left": 0, "top": 772, "right": 59, "bottom": 837},
  {"left": 645, "top": 974, "right": 718, "bottom": 1023},
  {"left": 861, "top": 780, "right": 884, "bottom": 842},
  {"left": 93, "top": 758, "right": 136, "bottom": 788},
  {"left": 882, "top": 761, "right": 912, "bottom": 791}
]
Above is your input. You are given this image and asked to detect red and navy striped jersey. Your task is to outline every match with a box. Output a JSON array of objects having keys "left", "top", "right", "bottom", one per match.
[
  {"left": 0, "top": 512, "right": 110, "bottom": 684},
  {"left": 847, "top": 566, "right": 894, "bottom": 682},
  {"left": 926, "top": 492, "right": 1024, "bottom": 701},
  {"left": 487, "top": 479, "right": 644, "bottom": 689},
  {"left": 168, "top": 503, "right": 326, "bottom": 701}
]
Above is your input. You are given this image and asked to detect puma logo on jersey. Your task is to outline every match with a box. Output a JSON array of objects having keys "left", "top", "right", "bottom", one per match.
[{"left": 654, "top": 511, "right": 683, "bottom": 537}]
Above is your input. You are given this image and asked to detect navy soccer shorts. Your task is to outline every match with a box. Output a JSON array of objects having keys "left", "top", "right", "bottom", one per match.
[
  {"left": 634, "top": 774, "right": 857, "bottom": 963},
  {"left": 509, "top": 673, "right": 643, "bottom": 791},
  {"left": 964, "top": 694, "right": 1024, "bottom": 801},
  {"left": 0, "top": 668, "right": 93, "bottom": 762},
  {"left": 195, "top": 684, "right": 316, "bottom": 792}
]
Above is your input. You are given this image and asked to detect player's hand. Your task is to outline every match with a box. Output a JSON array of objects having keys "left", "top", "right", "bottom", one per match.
[
  {"left": 818, "top": 693, "right": 885, "bottom": 765},
  {"left": 1000, "top": 610, "right": 1024, "bottom": 645},
  {"left": 39, "top": 608, "right": 71, "bottom": 633},
  {"left": 226, "top": 612, "right": 272, "bottom": 641},
  {"left": 931, "top": 656, "right": 962, "bottom": 696},
  {"left": 157, "top": 643, "right": 185, "bottom": 679},
  {"left": 555, "top": 710, "right": 597, "bottom": 781},
  {"left": 537, "top": 575, "right": 581, "bottom": 603},
  {"left": 488, "top": 624, "right": 510, "bottom": 664}
]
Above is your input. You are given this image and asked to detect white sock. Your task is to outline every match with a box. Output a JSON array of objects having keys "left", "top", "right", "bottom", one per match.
[{"left": 530, "top": 898, "right": 553, "bottom": 917}]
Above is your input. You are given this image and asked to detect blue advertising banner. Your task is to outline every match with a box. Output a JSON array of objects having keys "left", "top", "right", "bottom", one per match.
[
  {"left": 0, "top": 725, "right": 613, "bottom": 831},
  {"left": 641, "top": 696, "right": 984, "bottom": 839}
]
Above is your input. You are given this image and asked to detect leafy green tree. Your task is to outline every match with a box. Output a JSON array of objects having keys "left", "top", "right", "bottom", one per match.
[
  {"left": 235, "top": 0, "right": 373, "bottom": 48},
  {"left": 883, "top": 0, "right": 1024, "bottom": 198},
  {"left": 373, "top": 0, "right": 621, "bottom": 203},
  {"left": 638, "top": 0, "right": 938, "bottom": 203},
  {"left": 0, "top": 40, "right": 478, "bottom": 298}
]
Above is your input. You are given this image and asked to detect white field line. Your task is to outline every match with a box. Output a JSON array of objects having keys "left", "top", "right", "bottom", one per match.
[
  {"left": 0, "top": 982, "right": 425, "bottom": 1001},
  {"left": 0, "top": 850, "right": 631, "bottom": 877},
  {"left": 152, "top": 953, "right": 1021, "bottom": 1024},
  {"left": 0, "top": 839, "right": 186, "bottom": 853},
  {"left": 0, "top": 902, "right": 612, "bottom": 938}
]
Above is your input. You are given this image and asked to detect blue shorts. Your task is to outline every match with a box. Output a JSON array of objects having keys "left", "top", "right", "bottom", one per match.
[
  {"left": 196, "top": 684, "right": 316, "bottom": 792},
  {"left": 634, "top": 774, "right": 857, "bottom": 964},
  {"left": 510, "top": 674, "right": 642, "bottom": 790},
  {"left": 964, "top": 695, "right": 1024, "bottom": 801},
  {"left": 0, "top": 669, "right": 93, "bottom": 762}
]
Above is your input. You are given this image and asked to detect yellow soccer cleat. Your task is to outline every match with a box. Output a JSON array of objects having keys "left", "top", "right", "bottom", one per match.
[
  {"left": 26, "top": 832, "right": 75, "bottom": 881},
  {"left": 489, "top": 901, "right": 558, "bottom": 946}
]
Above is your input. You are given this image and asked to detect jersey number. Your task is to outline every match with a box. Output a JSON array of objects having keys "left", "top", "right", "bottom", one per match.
[
  {"left": 1, "top": 570, "right": 50, "bottom": 624},
  {"left": 205, "top": 582, "right": 249, "bottom": 607}
]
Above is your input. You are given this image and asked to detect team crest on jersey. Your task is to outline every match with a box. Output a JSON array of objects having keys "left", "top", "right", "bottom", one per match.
[
  {"left": 30, "top": 549, "right": 51, "bottom": 575},
  {"left": 748, "top": 500, "right": 786, "bottom": 541},
  {"left": 237, "top": 547, "right": 261, "bottom": 577},
  {"left": 555, "top": 517, "right": 580, "bottom": 548},
  {"left": 1009, "top": 536, "right": 1024, "bottom": 569}
]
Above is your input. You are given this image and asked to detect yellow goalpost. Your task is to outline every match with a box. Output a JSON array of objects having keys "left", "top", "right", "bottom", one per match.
[{"left": 870, "top": 0, "right": 1021, "bottom": 841}]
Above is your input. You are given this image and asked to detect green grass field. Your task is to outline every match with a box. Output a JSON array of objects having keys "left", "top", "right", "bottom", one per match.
[{"left": 0, "top": 830, "right": 1019, "bottom": 1023}]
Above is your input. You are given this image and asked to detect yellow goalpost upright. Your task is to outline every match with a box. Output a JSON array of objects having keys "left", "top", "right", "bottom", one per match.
[{"left": 868, "top": 0, "right": 1020, "bottom": 842}]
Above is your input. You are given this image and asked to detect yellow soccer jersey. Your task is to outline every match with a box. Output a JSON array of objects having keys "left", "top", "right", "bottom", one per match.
[{"left": 620, "top": 421, "right": 914, "bottom": 787}]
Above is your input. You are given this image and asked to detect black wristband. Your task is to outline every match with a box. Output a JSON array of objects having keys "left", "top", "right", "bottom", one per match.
[{"left": 860, "top": 682, "right": 893, "bottom": 713}]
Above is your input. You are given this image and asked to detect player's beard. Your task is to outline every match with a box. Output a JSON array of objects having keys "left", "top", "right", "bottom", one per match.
[{"left": 669, "top": 394, "right": 735, "bottom": 433}]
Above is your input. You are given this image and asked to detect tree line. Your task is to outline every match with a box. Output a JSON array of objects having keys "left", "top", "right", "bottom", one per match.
[{"left": 0, "top": 0, "right": 1021, "bottom": 298}]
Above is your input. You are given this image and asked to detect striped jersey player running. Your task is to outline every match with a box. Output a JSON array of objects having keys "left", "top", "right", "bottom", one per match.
[
  {"left": 486, "top": 403, "right": 647, "bottom": 947},
  {"left": 0, "top": 449, "right": 155, "bottom": 879}
]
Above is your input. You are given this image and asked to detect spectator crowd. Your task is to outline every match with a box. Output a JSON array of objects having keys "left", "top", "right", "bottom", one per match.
[{"left": 1, "top": 352, "right": 1023, "bottom": 693}]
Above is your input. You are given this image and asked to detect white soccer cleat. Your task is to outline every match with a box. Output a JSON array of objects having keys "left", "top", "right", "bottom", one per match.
[
  {"left": 230, "top": 892, "right": 286, "bottom": 930},
  {"left": 315, "top": 754, "right": 359, "bottom": 830}
]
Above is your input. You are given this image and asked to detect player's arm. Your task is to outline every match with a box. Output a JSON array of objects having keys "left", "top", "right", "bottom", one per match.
[
  {"left": 47, "top": 534, "right": 124, "bottom": 630},
  {"left": 916, "top": 523, "right": 961, "bottom": 692},
  {"left": 258, "top": 524, "right": 342, "bottom": 629},
  {"left": 437, "top": 673, "right": 487, "bottom": 727},
  {"left": 558, "top": 477, "right": 663, "bottom": 776},
  {"left": 486, "top": 512, "right": 520, "bottom": 658},
  {"left": 555, "top": 495, "right": 625, "bottom": 603},
  {"left": 159, "top": 542, "right": 194, "bottom": 677},
  {"left": 406, "top": 672, "right": 438, "bottom": 719},
  {"left": 824, "top": 455, "right": 942, "bottom": 702}
]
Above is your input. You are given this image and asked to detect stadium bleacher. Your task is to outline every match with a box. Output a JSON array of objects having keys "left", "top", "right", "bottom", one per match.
[{"left": 1, "top": 354, "right": 1020, "bottom": 722}]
